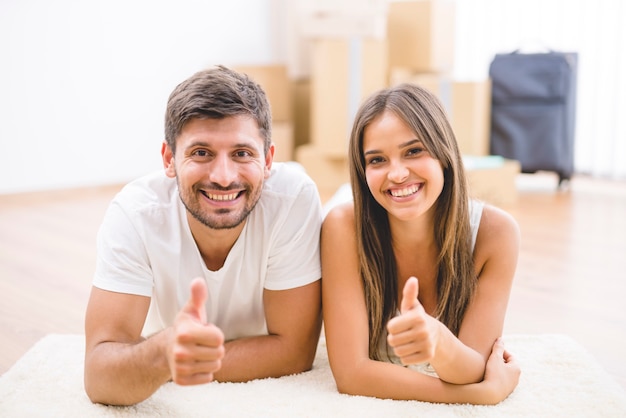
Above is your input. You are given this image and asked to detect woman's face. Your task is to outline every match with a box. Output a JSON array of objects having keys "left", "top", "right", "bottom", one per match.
[{"left": 362, "top": 111, "right": 444, "bottom": 223}]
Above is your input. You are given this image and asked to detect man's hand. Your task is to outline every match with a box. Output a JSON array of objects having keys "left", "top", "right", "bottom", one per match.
[
  {"left": 386, "top": 277, "right": 439, "bottom": 365},
  {"left": 168, "top": 277, "right": 225, "bottom": 385}
]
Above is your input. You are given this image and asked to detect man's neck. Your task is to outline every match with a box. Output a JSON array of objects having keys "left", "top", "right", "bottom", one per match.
[{"left": 187, "top": 214, "right": 246, "bottom": 271}]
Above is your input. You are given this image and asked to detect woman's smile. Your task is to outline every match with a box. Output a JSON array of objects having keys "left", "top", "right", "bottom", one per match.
[{"left": 388, "top": 183, "right": 422, "bottom": 198}]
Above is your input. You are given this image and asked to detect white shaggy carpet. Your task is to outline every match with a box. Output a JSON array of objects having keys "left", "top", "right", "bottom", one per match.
[{"left": 1, "top": 334, "right": 625, "bottom": 417}]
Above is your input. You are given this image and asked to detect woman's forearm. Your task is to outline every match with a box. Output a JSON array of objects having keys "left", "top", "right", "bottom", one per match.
[
  {"left": 332, "top": 358, "right": 501, "bottom": 404},
  {"left": 429, "top": 324, "right": 486, "bottom": 384}
]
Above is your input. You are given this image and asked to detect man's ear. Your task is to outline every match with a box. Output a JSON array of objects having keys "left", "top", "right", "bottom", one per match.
[
  {"left": 264, "top": 143, "right": 275, "bottom": 178},
  {"left": 161, "top": 142, "right": 176, "bottom": 178}
]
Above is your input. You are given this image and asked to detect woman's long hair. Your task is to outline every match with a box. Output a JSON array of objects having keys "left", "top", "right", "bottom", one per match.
[{"left": 348, "top": 83, "right": 476, "bottom": 360}]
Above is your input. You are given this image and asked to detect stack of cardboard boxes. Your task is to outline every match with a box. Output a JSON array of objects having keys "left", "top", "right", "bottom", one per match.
[
  {"left": 294, "top": 4, "right": 388, "bottom": 201},
  {"left": 232, "top": 65, "right": 295, "bottom": 163},
  {"left": 236, "top": 0, "right": 520, "bottom": 207}
]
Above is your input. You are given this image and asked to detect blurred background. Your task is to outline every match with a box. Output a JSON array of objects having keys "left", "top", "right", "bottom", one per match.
[{"left": 1, "top": 0, "right": 624, "bottom": 195}]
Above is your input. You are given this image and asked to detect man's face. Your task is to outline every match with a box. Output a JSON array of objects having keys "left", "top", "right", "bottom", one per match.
[{"left": 162, "top": 116, "right": 273, "bottom": 230}]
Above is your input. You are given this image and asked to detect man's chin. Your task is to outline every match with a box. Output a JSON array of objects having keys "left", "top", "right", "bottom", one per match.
[{"left": 193, "top": 211, "right": 248, "bottom": 230}]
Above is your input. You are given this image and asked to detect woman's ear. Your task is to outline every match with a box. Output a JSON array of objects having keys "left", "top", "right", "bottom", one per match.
[{"left": 161, "top": 142, "right": 176, "bottom": 178}]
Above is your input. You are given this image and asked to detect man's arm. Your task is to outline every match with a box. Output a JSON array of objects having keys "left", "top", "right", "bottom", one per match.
[
  {"left": 84, "top": 279, "right": 224, "bottom": 406},
  {"left": 212, "top": 279, "right": 322, "bottom": 382}
]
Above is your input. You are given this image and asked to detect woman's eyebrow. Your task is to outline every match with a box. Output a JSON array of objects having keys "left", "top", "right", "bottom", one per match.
[
  {"left": 364, "top": 139, "right": 422, "bottom": 156},
  {"left": 399, "top": 139, "right": 422, "bottom": 148}
]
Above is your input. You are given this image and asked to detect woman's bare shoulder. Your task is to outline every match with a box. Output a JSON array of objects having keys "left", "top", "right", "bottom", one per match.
[
  {"left": 323, "top": 201, "right": 356, "bottom": 228},
  {"left": 474, "top": 203, "right": 520, "bottom": 267},
  {"left": 478, "top": 203, "right": 520, "bottom": 240}
]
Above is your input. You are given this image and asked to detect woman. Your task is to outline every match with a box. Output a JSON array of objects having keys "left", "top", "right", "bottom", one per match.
[{"left": 321, "top": 83, "right": 521, "bottom": 404}]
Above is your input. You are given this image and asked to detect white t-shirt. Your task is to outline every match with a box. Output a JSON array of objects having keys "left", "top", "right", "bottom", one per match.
[{"left": 93, "top": 162, "right": 322, "bottom": 339}]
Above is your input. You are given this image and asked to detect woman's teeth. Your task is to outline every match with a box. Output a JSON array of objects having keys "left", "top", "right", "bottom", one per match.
[{"left": 390, "top": 185, "right": 419, "bottom": 197}]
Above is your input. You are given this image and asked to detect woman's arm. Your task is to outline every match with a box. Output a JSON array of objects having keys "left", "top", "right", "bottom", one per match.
[
  {"left": 386, "top": 277, "right": 487, "bottom": 384},
  {"left": 457, "top": 205, "right": 521, "bottom": 361},
  {"left": 321, "top": 203, "right": 520, "bottom": 404},
  {"left": 387, "top": 204, "right": 521, "bottom": 384}
]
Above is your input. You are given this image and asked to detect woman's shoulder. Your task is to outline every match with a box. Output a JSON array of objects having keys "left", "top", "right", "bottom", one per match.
[
  {"left": 479, "top": 203, "right": 520, "bottom": 236},
  {"left": 474, "top": 203, "right": 520, "bottom": 261},
  {"left": 322, "top": 201, "right": 356, "bottom": 236}
]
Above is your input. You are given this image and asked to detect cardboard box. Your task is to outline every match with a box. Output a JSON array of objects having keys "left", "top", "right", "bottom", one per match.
[
  {"left": 387, "top": 0, "right": 456, "bottom": 72},
  {"left": 300, "top": 8, "right": 387, "bottom": 40},
  {"left": 291, "top": 78, "right": 311, "bottom": 148},
  {"left": 388, "top": 69, "right": 453, "bottom": 110},
  {"left": 388, "top": 69, "right": 492, "bottom": 157},
  {"left": 232, "top": 65, "right": 292, "bottom": 122},
  {"left": 465, "top": 157, "right": 520, "bottom": 207},
  {"left": 451, "top": 80, "right": 492, "bottom": 156},
  {"left": 310, "top": 38, "right": 388, "bottom": 156},
  {"left": 271, "top": 122, "right": 295, "bottom": 162},
  {"left": 299, "top": 0, "right": 388, "bottom": 39},
  {"left": 295, "top": 144, "right": 350, "bottom": 200}
]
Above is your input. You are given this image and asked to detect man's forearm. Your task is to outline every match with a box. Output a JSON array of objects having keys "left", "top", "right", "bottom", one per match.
[
  {"left": 213, "top": 334, "right": 317, "bottom": 382},
  {"left": 84, "top": 331, "right": 171, "bottom": 406}
]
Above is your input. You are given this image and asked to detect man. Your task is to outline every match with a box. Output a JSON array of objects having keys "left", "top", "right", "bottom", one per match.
[{"left": 84, "top": 66, "right": 323, "bottom": 406}]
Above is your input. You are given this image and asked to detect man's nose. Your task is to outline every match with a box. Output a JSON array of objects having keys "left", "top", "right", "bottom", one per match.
[{"left": 208, "top": 154, "right": 237, "bottom": 187}]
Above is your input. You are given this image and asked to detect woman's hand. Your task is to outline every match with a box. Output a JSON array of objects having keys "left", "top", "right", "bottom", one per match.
[
  {"left": 386, "top": 277, "right": 440, "bottom": 365},
  {"left": 479, "top": 338, "right": 521, "bottom": 404}
]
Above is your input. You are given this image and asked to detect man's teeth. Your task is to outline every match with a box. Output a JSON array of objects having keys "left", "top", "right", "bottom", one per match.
[
  {"left": 206, "top": 192, "right": 239, "bottom": 201},
  {"left": 390, "top": 185, "right": 419, "bottom": 197}
]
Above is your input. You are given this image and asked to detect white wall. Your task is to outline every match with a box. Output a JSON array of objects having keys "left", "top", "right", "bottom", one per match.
[{"left": 0, "top": 0, "right": 282, "bottom": 194}]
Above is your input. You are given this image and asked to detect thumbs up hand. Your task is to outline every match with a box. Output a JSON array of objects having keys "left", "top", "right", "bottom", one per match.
[
  {"left": 168, "top": 277, "right": 225, "bottom": 385},
  {"left": 183, "top": 277, "right": 209, "bottom": 323},
  {"left": 386, "top": 277, "right": 439, "bottom": 366}
]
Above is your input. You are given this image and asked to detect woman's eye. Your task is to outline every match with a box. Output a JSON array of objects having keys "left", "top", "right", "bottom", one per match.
[
  {"left": 407, "top": 147, "right": 424, "bottom": 156},
  {"left": 367, "top": 157, "right": 383, "bottom": 165}
]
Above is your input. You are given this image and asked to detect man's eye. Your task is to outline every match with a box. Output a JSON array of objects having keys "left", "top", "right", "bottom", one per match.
[
  {"left": 235, "top": 150, "right": 252, "bottom": 158},
  {"left": 193, "top": 150, "right": 209, "bottom": 157}
]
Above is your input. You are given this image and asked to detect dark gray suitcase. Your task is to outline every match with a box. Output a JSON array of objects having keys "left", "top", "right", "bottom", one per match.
[{"left": 489, "top": 51, "right": 578, "bottom": 186}]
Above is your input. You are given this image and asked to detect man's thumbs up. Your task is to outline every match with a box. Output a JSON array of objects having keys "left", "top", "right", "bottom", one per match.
[
  {"left": 400, "top": 276, "right": 420, "bottom": 314},
  {"left": 183, "top": 277, "right": 208, "bottom": 324},
  {"left": 169, "top": 277, "right": 224, "bottom": 386}
]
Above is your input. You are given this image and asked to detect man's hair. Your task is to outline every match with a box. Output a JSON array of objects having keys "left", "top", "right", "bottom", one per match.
[{"left": 164, "top": 65, "right": 272, "bottom": 155}]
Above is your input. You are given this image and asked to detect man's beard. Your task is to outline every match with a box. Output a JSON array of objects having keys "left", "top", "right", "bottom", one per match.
[{"left": 178, "top": 183, "right": 261, "bottom": 230}]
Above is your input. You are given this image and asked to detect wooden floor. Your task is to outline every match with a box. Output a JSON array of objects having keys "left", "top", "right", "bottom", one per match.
[{"left": 1, "top": 173, "right": 625, "bottom": 390}]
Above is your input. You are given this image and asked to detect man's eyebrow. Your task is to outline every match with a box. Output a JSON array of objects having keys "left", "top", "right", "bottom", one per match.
[
  {"left": 186, "top": 140, "right": 210, "bottom": 148},
  {"left": 184, "top": 141, "right": 258, "bottom": 149}
]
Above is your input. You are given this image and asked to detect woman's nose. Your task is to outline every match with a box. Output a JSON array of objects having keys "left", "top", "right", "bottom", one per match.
[{"left": 387, "top": 160, "right": 409, "bottom": 183}]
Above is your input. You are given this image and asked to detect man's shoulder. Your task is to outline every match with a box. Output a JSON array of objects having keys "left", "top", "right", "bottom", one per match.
[
  {"left": 263, "top": 162, "right": 317, "bottom": 199},
  {"left": 253, "top": 162, "right": 321, "bottom": 225},
  {"left": 114, "top": 171, "right": 178, "bottom": 212}
]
